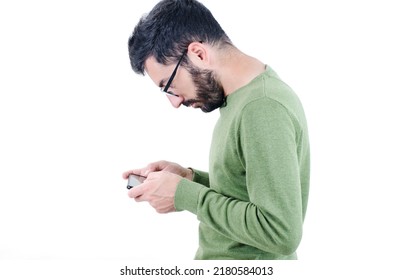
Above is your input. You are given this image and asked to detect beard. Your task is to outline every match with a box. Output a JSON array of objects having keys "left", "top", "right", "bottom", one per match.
[{"left": 182, "top": 65, "right": 226, "bottom": 113}]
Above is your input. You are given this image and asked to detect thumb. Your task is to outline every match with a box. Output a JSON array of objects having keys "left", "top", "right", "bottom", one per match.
[{"left": 128, "top": 184, "right": 145, "bottom": 199}]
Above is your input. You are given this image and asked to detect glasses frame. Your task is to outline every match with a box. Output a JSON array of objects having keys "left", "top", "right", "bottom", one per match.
[{"left": 160, "top": 49, "right": 188, "bottom": 97}]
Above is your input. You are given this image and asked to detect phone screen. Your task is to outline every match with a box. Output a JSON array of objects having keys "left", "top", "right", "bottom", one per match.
[{"left": 127, "top": 174, "right": 146, "bottom": 189}]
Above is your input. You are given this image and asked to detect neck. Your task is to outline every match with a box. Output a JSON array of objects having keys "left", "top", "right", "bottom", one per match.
[{"left": 216, "top": 48, "right": 266, "bottom": 96}]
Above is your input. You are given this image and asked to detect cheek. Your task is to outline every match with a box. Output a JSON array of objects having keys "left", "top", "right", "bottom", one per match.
[{"left": 177, "top": 68, "right": 198, "bottom": 95}]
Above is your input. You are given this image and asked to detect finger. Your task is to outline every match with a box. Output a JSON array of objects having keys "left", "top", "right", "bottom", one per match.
[
  {"left": 122, "top": 170, "right": 134, "bottom": 179},
  {"left": 122, "top": 168, "right": 144, "bottom": 179},
  {"left": 145, "top": 170, "right": 159, "bottom": 180},
  {"left": 145, "top": 160, "right": 169, "bottom": 173},
  {"left": 128, "top": 184, "right": 145, "bottom": 199}
]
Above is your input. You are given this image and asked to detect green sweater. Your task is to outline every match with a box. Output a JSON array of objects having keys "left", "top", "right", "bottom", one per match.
[{"left": 175, "top": 66, "right": 310, "bottom": 260}]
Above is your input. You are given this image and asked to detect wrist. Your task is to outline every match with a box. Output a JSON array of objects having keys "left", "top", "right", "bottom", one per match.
[{"left": 185, "top": 167, "right": 194, "bottom": 181}]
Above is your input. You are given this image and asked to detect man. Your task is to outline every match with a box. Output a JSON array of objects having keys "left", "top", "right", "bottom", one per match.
[{"left": 124, "top": 0, "right": 310, "bottom": 260}]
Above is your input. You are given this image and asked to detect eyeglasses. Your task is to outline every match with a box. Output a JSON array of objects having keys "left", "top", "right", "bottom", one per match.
[{"left": 160, "top": 49, "right": 187, "bottom": 97}]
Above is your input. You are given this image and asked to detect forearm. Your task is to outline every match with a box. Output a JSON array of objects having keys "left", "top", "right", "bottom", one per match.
[{"left": 175, "top": 180, "right": 303, "bottom": 256}]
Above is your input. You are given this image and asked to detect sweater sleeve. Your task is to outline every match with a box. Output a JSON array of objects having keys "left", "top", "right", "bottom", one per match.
[
  {"left": 174, "top": 169, "right": 210, "bottom": 212},
  {"left": 175, "top": 98, "right": 304, "bottom": 256}
]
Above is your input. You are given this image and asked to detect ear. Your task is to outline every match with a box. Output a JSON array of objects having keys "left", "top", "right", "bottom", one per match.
[{"left": 187, "top": 42, "right": 209, "bottom": 67}]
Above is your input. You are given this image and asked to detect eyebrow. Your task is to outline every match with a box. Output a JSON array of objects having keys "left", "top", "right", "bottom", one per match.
[{"left": 158, "top": 79, "right": 166, "bottom": 88}]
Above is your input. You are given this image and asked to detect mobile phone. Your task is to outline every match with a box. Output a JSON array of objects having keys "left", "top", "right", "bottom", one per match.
[{"left": 127, "top": 174, "right": 147, "bottom": 189}]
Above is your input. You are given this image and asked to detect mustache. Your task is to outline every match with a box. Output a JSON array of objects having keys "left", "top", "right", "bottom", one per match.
[{"left": 182, "top": 99, "right": 201, "bottom": 107}]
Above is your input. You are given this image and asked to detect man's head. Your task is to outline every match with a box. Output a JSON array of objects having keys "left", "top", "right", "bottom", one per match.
[{"left": 128, "top": 0, "right": 232, "bottom": 112}]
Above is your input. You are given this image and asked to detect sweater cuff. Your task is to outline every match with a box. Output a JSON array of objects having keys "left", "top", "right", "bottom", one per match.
[
  {"left": 190, "top": 169, "right": 210, "bottom": 187},
  {"left": 174, "top": 178, "right": 204, "bottom": 215}
]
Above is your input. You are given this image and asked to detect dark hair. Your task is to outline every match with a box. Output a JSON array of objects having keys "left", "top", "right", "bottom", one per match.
[{"left": 128, "top": 0, "right": 232, "bottom": 75}]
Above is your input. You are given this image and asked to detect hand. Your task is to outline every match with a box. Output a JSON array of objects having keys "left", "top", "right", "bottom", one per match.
[
  {"left": 128, "top": 171, "right": 182, "bottom": 213},
  {"left": 122, "top": 160, "right": 193, "bottom": 181}
]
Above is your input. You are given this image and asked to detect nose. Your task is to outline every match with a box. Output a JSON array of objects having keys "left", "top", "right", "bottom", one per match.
[{"left": 166, "top": 94, "right": 184, "bottom": 108}]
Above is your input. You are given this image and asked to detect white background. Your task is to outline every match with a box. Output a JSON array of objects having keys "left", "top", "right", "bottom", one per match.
[{"left": 1, "top": 0, "right": 392, "bottom": 278}]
